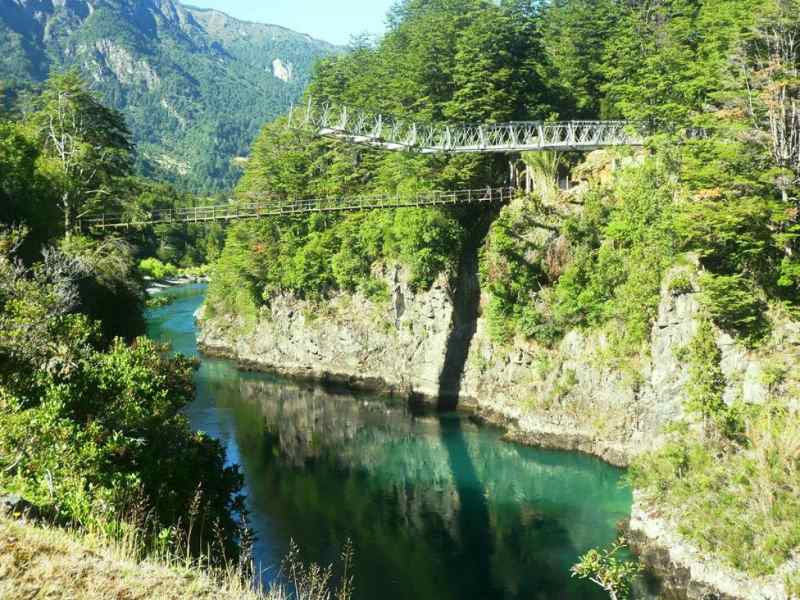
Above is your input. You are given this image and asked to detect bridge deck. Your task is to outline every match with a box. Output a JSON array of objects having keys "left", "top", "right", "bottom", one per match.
[
  {"left": 290, "top": 101, "right": 644, "bottom": 154},
  {"left": 81, "top": 187, "right": 513, "bottom": 230}
]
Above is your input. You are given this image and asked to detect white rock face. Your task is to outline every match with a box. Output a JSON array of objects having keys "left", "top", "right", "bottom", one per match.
[
  {"left": 89, "top": 39, "right": 160, "bottom": 91},
  {"left": 271, "top": 58, "right": 293, "bottom": 82}
]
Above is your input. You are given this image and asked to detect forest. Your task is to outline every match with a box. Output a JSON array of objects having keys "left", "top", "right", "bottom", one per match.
[{"left": 212, "top": 0, "right": 799, "bottom": 344}]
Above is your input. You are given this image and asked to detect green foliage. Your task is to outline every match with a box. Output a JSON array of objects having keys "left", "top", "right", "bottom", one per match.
[
  {"left": 112, "top": 178, "right": 228, "bottom": 270},
  {"left": 0, "top": 117, "right": 59, "bottom": 256},
  {"left": 601, "top": 0, "right": 762, "bottom": 126},
  {"left": 0, "top": 230, "right": 244, "bottom": 560},
  {"left": 570, "top": 538, "right": 642, "bottom": 600},
  {"left": 209, "top": 0, "right": 561, "bottom": 318},
  {"left": 683, "top": 319, "right": 741, "bottom": 438},
  {"left": 59, "top": 235, "right": 146, "bottom": 343},
  {"left": 139, "top": 258, "right": 179, "bottom": 280},
  {"left": 667, "top": 272, "right": 694, "bottom": 296},
  {"left": 386, "top": 209, "right": 465, "bottom": 291},
  {"left": 479, "top": 202, "right": 560, "bottom": 345},
  {"left": 599, "top": 0, "right": 800, "bottom": 328},
  {"left": 32, "top": 70, "right": 134, "bottom": 234},
  {"left": 556, "top": 161, "right": 677, "bottom": 349},
  {"left": 541, "top": 0, "right": 622, "bottom": 118},
  {"left": 145, "top": 295, "right": 174, "bottom": 309},
  {"left": 482, "top": 157, "right": 678, "bottom": 351},
  {"left": 207, "top": 206, "right": 464, "bottom": 320},
  {"left": 522, "top": 151, "right": 562, "bottom": 204},
  {"left": 631, "top": 405, "right": 800, "bottom": 577},
  {"left": 699, "top": 274, "right": 770, "bottom": 345},
  {"left": 0, "top": 0, "right": 339, "bottom": 192}
]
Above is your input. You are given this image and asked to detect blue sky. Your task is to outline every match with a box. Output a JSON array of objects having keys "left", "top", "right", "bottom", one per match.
[{"left": 184, "top": 0, "right": 397, "bottom": 45}]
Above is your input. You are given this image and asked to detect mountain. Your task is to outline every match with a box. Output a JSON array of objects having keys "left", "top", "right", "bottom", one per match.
[{"left": 0, "top": 0, "right": 341, "bottom": 192}]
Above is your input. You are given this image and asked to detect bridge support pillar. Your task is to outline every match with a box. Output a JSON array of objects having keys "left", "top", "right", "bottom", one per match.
[{"left": 525, "top": 165, "right": 532, "bottom": 195}]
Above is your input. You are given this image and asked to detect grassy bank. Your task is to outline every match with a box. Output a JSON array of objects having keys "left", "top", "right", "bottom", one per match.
[
  {"left": 0, "top": 514, "right": 353, "bottom": 600},
  {"left": 0, "top": 515, "right": 266, "bottom": 600}
]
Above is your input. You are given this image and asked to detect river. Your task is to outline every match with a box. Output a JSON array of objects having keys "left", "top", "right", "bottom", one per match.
[{"left": 145, "top": 284, "right": 632, "bottom": 600}]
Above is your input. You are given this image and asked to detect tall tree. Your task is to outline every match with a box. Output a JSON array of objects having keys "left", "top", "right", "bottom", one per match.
[
  {"left": 33, "top": 70, "right": 133, "bottom": 236},
  {"left": 541, "top": 0, "right": 622, "bottom": 118},
  {"left": 446, "top": 4, "right": 551, "bottom": 123}
]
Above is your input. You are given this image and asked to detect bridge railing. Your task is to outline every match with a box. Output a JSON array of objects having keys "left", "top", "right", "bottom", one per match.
[
  {"left": 80, "top": 187, "right": 516, "bottom": 230},
  {"left": 288, "top": 99, "right": 645, "bottom": 153}
]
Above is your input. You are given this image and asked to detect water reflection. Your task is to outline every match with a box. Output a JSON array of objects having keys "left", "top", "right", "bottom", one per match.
[{"left": 147, "top": 285, "right": 632, "bottom": 600}]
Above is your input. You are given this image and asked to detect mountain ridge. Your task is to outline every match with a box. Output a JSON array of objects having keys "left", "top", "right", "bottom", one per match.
[{"left": 0, "top": 0, "right": 341, "bottom": 192}]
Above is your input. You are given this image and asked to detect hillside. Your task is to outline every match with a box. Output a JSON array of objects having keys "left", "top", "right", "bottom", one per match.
[
  {"left": 0, "top": 0, "right": 340, "bottom": 192},
  {"left": 200, "top": 0, "right": 800, "bottom": 597}
]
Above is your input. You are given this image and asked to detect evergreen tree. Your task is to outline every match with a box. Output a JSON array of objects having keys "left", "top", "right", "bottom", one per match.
[{"left": 33, "top": 70, "right": 133, "bottom": 236}]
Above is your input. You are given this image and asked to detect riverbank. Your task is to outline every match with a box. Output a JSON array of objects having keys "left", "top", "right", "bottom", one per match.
[
  {"left": 145, "top": 275, "right": 210, "bottom": 295},
  {"left": 627, "top": 496, "right": 796, "bottom": 600},
  {"left": 200, "top": 335, "right": 632, "bottom": 467},
  {"left": 195, "top": 261, "right": 725, "bottom": 469},
  {"left": 196, "top": 274, "right": 799, "bottom": 600},
  {"left": 151, "top": 283, "right": 632, "bottom": 600},
  {"left": 0, "top": 514, "right": 269, "bottom": 600}
]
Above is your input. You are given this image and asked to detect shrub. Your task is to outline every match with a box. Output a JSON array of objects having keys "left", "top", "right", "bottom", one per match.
[
  {"left": 699, "top": 273, "right": 769, "bottom": 345},
  {"left": 139, "top": 257, "right": 179, "bottom": 280},
  {"left": 0, "top": 235, "right": 244, "bottom": 561},
  {"left": 485, "top": 158, "right": 678, "bottom": 352},
  {"left": 684, "top": 319, "right": 737, "bottom": 438},
  {"left": 631, "top": 405, "right": 800, "bottom": 577},
  {"left": 668, "top": 273, "right": 694, "bottom": 296},
  {"left": 571, "top": 538, "right": 642, "bottom": 600},
  {"left": 60, "top": 236, "right": 146, "bottom": 343}
]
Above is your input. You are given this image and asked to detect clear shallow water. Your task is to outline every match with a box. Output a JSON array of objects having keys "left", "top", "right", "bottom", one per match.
[{"left": 146, "top": 285, "right": 632, "bottom": 600}]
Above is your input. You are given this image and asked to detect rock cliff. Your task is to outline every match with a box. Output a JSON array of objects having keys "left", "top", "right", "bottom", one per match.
[{"left": 198, "top": 255, "right": 774, "bottom": 468}]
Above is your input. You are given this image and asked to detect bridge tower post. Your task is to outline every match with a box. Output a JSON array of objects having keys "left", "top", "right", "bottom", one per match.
[{"left": 525, "top": 164, "right": 532, "bottom": 195}]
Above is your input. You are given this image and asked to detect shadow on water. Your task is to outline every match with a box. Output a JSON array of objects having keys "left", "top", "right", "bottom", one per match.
[
  {"left": 438, "top": 414, "right": 497, "bottom": 598},
  {"left": 146, "top": 282, "right": 633, "bottom": 600},
  {"left": 437, "top": 211, "right": 497, "bottom": 409}
]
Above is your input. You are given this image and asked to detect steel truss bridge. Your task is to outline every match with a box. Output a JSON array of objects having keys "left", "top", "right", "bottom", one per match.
[
  {"left": 288, "top": 100, "right": 645, "bottom": 154},
  {"left": 81, "top": 187, "right": 514, "bottom": 231}
]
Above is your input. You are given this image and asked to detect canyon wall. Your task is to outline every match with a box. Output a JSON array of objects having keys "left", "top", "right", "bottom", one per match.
[{"left": 198, "top": 259, "right": 772, "bottom": 468}]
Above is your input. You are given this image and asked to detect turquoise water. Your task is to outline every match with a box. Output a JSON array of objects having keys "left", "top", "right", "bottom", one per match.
[{"left": 146, "top": 285, "right": 632, "bottom": 600}]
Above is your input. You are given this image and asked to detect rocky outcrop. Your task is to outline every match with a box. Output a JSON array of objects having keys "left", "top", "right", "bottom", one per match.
[
  {"left": 89, "top": 39, "right": 161, "bottom": 90},
  {"left": 199, "top": 262, "right": 774, "bottom": 468},
  {"left": 272, "top": 58, "right": 293, "bottom": 82},
  {"left": 458, "top": 277, "right": 703, "bottom": 466},
  {"left": 628, "top": 496, "right": 796, "bottom": 600},
  {"left": 199, "top": 264, "right": 458, "bottom": 400}
]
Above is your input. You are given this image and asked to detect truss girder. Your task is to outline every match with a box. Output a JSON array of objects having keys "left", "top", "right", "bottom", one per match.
[{"left": 289, "top": 101, "right": 644, "bottom": 154}]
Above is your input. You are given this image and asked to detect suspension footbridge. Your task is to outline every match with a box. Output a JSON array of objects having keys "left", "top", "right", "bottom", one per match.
[{"left": 81, "top": 188, "right": 513, "bottom": 231}]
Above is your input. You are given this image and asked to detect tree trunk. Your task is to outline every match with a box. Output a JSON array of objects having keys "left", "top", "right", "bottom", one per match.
[{"left": 63, "top": 192, "right": 72, "bottom": 240}]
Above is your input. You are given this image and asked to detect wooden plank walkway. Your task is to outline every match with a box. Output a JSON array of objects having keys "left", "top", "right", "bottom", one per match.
[{"left": 81, "top": 187, "right": 513, "bottom": 230}]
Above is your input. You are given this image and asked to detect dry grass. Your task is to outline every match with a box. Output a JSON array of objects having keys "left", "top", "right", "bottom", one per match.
[
  {"left": 0, "top": 515, "right": 268, "bottom": 600},
  {"left": 0, "top": 515, "right": 352, "bottom": 600}
]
